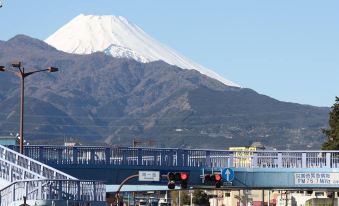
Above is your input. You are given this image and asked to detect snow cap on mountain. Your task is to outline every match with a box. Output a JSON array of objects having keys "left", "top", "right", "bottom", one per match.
[{"left": 45, "top": 14, "right": 240, "bottom": 87}]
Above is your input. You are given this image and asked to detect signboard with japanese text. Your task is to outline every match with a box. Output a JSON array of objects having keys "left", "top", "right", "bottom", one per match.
[
  {"left": 295, "top": 173, "right": 339, "bottom": 185},
  {"left": 138, "top": 171, "right": 160, "bottom": 182}
]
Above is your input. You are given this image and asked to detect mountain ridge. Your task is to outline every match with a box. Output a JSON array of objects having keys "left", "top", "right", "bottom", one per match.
[{"left": 0, "top": 35, "right": 329, "bottom": 149}]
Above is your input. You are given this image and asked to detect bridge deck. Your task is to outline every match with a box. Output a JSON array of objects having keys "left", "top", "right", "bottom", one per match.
[
  {"left": 7, "top": 146, "right": 339, "bottom": 189},
  {"left": 8, "top": 145, "right": 339, "bottom": 169}
]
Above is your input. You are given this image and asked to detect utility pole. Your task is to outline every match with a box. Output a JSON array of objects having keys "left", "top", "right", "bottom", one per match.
[{"left": 0, "top": 62, "right": 58, "bottom": 154}]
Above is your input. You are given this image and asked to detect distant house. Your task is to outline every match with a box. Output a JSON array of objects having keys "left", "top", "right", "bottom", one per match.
[{"left": 0, "top": 136, "right": 18, "bottom": 145}]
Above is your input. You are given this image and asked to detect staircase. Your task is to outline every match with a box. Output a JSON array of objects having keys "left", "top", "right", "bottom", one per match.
[{"left": 0, "top": 145, "right": 106, "bottom": 206}]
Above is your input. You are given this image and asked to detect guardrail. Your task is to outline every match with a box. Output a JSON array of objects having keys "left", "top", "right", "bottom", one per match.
[
  {"left": 0, "top": 179, "right": 106, "bottom": 206},
  {"left": 6, "top": 145, "right": 339, "bottom": 169},
  {"left": 0, "top": 145, "right": 77, "bottom": 181}
]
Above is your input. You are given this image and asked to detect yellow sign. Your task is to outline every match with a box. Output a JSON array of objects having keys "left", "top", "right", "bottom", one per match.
[{"left": 229, "top": 147, "right": 256, "bottom": 167}]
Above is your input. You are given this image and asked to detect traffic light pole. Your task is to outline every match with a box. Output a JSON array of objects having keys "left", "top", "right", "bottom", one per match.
[{"left": 115, "top": 174, "right": 139, "bottom": 206}]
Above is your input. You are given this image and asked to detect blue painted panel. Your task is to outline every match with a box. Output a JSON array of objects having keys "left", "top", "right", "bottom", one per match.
[{"left": 233, "top": 168, "right": 339, "bottom": 188}]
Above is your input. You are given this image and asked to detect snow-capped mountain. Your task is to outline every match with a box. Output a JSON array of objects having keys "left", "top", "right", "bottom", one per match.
[{"left": 45, "top": 14, "right": 239, "bottom": 87}]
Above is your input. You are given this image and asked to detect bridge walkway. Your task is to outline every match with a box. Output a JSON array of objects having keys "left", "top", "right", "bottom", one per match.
[{"left": 8, "top": 145, "right": 339, "bottom": 190}]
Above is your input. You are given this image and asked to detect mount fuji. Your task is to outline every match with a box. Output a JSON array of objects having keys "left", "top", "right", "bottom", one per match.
[
  {"left": 45, "top": 14, "right": 239, "bottom": 87},
  {"left": 0, "top": 14, "right": 329, "bottom": 149},
  {"left": 0, "top": 34, "right": 328, "bottom": 149}
]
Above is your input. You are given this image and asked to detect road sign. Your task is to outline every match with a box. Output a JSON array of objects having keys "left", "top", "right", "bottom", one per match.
[
  {"left": 138, "top": 171, "right": 160, "bottom": 181},
  {"left": 221, "top": 168, "right": 235, "bottom": 182}
]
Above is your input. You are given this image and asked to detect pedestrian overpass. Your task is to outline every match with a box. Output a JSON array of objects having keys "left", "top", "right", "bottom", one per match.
[
  {"left": 5, "top": 145, "right": 339, "bottom": 190},
  {"left": 0, "top": 145, "right": 106, "bottom": 206}
]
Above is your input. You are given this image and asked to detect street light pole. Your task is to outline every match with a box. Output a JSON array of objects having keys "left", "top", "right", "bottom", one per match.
[
  {"left": 19, "top": 66, "right": 25, "bottom": 155},
  {"left": 0, "top": 61, "right": 58, "bottom": 154}
]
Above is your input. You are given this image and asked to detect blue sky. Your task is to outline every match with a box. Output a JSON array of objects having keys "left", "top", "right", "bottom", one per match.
[{"left": 0, "top": 0, "right": 338, "bottom": 107}]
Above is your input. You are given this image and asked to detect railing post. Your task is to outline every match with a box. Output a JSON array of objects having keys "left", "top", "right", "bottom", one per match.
[
  {"left": 12, "top": 183, "right": 15, "bottom": 202},
  {"left": 12, "top": 184, "right": 16, "bottom": 202},
  {"left": 77, "top": 181, "right": 81, "bottom": 201},
  {"left": 160, "top": 152, "right": 164, "bottom": 166},
  {"left": 122, "top": 149, "right": 127, "bottom": 165},
  {"left": 183, "top": 150, "right": 188, "bottom": 167},
  {"left": 206, "top": 151, "right": 211, "bottom": 167},
  {"left": 177, "top": 149, "right": 183, "bottom": 167},
  {"left": 58, "top": 181, "right": 62, "bottom": 199},
  {"left": 277, "top": 153, "right": 282, "bottom": 168},
  {"left": 25, "top": 181, "right": 28, "bottom": 199},
  {"left": 326, "top": 152, "right": 331, "bottom": 168},
  {"left": 171, "top": 150, "right": 175, "bottom": 166},
  {"left": 49, "top": 183, "right": 53, "bottom": 200},
  {"left": 27, "top": 160, "right": 31, "bottom": 175},
  {"left": 93, "top": 181, "right": 97, "bottom": 201},
  {"left": 37, "top": 181, "right": 42, "bottom": 200},
  {"left": 137, "top": 149, "right": 142, "bottom": 166},
  {"left": 229, "top": 153, "right": 234, "bottom": 168},
  {"left": 302, "top": 153, "right": 307, "bottom": 168},
  {"left": 73, "top": 147, "right": 78, "bottom": 164},
  {"left": 90, "top": 149, "right": 95, "bottom": 164},
  {"left": 39, "top": 146, "right": 44, "bottom": 163},
  {"left": 105, "top": 148, "right": 110, "bottom": 164},
  {"left": 58, "top": 148, "right": 62, "bottom": 164},
  {"left": 252, "top": 153, "right": 258, "bottom": 168},
  {"left": 153, "top": 152, "right": 157, "bottom": 166},
  {"left": 10, "top": 165, "right": 13, "bottom": 182}
]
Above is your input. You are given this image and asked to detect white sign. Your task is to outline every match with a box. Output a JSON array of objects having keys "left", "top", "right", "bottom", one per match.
[
  {"left": 295, "top": 173, "right": 339, "bottom": 185},
  {"left": 139, "top": 171, "right": 160, "bottom": 182}
]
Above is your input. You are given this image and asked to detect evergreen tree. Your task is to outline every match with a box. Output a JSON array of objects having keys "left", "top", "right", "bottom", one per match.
[{"left": 322, "top": 97, "right": 339, "bottom": 149}]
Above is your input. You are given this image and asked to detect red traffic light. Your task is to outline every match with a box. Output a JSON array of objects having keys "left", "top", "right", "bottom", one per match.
[
  {"left": 180, "top": 172, "right": 189, "bottom": 181},
  {"left": 204, "top": 173, "right": 222, "bottom": 188},
  {"left": 214, "top": 174, "right": 222, "bottom": 182},
  {"left": 167, "top": 172, "right": 189, "bottom": 189},
  {"left": 211, "top": 174, "right": 222, "bottom": 182}
]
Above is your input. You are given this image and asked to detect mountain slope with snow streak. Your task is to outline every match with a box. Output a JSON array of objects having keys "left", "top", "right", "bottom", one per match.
[{"left": 45, "top": 14, "right": 239, "bottom": 87}]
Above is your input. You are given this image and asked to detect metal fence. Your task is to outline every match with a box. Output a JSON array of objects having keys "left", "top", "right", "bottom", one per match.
[
  {"left": 7, "top": 145, "right": 339, "bottom": 169},
  {"left": 0, "top": 179, "right": 106, "bottom": 206},
  {"left": 0, "top": 145, "right": 76, "bottom": 183}
]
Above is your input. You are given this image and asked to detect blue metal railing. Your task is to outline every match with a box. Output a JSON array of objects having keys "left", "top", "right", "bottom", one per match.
[
  {"left": 0, "top": 179, "right": 106, "bottom": 206},
  {"left": 0, "top": 145, "right": 76, "bottom": 184},
  {"left": 7, "top": 145, "right": 339, "bottom": 169},
  {"left": 0, "top": 145, "right": 107, "bottom": 206}
]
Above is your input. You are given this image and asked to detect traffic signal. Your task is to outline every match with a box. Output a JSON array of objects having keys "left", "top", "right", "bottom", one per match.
[
  {"left": 204, "top": 174, "right": 212, "bottom": 182},
  {"left": 167, "top": 172, "right": 189, "bottom": 189},
  {"left": 179, "top": 172, "right": 189, "bottom": 189},
  {"left": 167, "top": 172, "right": 176, "bottom": 189},
  {"left": 204, "top": 173, "right": 222, "bottom": 188},
  {"left": 167, "top": 180, "right": 176, "bottom": 189},
  {"left": 212, "top": 174, "right": 222, "bottom": 188}
]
